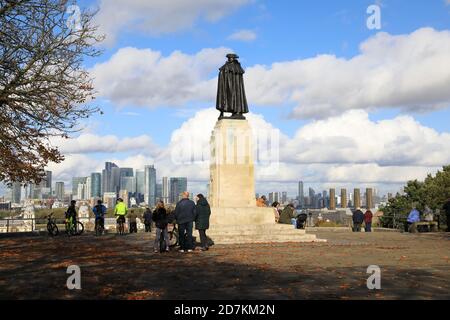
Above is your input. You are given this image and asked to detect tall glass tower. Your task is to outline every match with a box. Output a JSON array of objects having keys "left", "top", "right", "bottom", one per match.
[
  {"left": 144, "top": 165, "right": 157, "bottom": 207},
  {"left": 90, "top": 173, "right": 102, "bottom": 198}
]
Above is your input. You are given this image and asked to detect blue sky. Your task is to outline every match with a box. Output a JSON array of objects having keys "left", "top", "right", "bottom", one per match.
[
  {"left": 83, "top": 0, "right": 450, "bottom": 142},
  {"left": 3, "top": 0, "right": 450, "bottom": 198}
]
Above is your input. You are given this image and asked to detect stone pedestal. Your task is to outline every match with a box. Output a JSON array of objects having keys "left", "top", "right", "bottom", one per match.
[
  {"left": 209, "top": 119, "right": 255, "bottom": 208},
  {"left": 200, "top": 119, "right": 324, "bottom": 244}
]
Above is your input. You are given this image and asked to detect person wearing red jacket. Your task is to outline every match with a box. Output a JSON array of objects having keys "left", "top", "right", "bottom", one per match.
[{"left": 364, "top": 210, "right": 373, "bottom": 232}]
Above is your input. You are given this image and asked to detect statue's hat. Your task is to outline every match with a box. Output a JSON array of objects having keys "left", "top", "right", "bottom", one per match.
[{"left": 226, "top": 53, "right": 239, "bottom": 59}]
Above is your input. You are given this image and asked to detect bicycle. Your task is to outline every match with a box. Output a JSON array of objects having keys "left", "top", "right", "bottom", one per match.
[
  {"left": 46, "top": 213, "right": 59, "bottom": 236},
  {"left": 167, "top": 223, "right": 179, "bottom": 247},
  {"left": 116, "top": 215, "right": 125, "bottom": 235},
  {"left": 65, "top": 216, "right": 84, "bottom": 236},
  {"left": 95, "top": 217, "right": 105, "bottom": 236}
]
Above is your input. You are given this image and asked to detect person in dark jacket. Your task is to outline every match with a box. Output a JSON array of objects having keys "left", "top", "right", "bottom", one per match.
[
  {"left": 278, "top": 204, "right": 296, "bottom": 225},
  {"left": 174, "top": 191, "right": 196, "bottom": 253},
  {"left": 352, "top": 208, "right": 364, "bottom": 232},
  {"left": 195, "top": 194, "right": 211, "bottom": 251},
  {"left": 143, "top": 207, "right": 152, "bottom": 232},
  {"left": 152, "top": 201, "right": 169, "bottom": 253},
  {"left": 92, "top": 200, "right": 107, "bottom": 234},
  {"left": 364, "top": 209, "right": 373, "bottom": 232},
  {"left": 444, "top": 198, "right": 450, "bottom": 232}
]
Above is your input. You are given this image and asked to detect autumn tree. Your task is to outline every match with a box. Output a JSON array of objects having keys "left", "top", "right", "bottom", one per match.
[{"left": 0, "top": 0, "right": 103, "bottom": 185}]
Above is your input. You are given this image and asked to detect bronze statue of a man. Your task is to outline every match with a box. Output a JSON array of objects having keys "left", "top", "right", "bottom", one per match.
[{"left": 216, "top": 53, "right": 249, "bottom": 120}]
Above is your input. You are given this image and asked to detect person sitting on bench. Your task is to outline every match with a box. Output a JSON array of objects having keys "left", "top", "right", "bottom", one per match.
[{"left": 407, "top": 207, "right": 420, "bottom": 232}]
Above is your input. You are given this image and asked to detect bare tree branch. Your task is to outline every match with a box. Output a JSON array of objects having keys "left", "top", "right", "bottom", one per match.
[{"left": 0, "top": 0, "right": 104, "bottom": 185}]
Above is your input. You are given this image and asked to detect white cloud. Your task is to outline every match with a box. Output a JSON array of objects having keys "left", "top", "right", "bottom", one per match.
[
  {"left": 47, "top": 154, "right": 102, "bottom": 183},
  {"left": 227, "top": 29, "right": 257, "bottom": 42},
  {"left": 91, "top": 47, "right": 230, "bottom": 107},
  {"left": 284, "top": 110, "right": 450, "bottom": 167},
  {"left": 246, "top": 27, "right": 450, "bottom": 118},
  {"left": 51, "top": 133, "right": 160, "bottom": 156},
  {"left": 46, "top": 109, "right": 449, "bottom": 195},
  {"left": 92, "top": 28, "right": 450, "bottom": 119},
  {"left": 95, "top": 0, "right": 252, "bottom": 45}
]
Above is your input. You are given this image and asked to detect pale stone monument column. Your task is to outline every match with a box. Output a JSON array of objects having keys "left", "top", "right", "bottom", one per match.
[
  {"left": 209, "top": 119, "right": 255, "bottom": 208},
  {"left": 208, "top": 118, "right": 274, "bottom": 226}
]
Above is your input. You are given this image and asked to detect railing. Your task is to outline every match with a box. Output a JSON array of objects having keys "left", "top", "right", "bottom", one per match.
[{"left": 0, "top": 217, "right": 145, "bottom": 233}]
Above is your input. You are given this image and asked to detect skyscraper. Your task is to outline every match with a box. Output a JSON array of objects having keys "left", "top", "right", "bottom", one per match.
[
  {"left": 341, "top": 188, "right": 347, "bottom": 208},
  {"left": 144, "top": 165, "right": 157, "bottom": 206},
  {"left": 156, "top": 183, "right": 162, "bottom": 201},
  {"left": 10, "top": 182, "right": 21, "bottom": 204},
  {"left": 111, "top": 167, "right": 121, "bottom": 195},
  {"left": 90, "top": 173, "right": 102, "bottom": 198},
  {"left": 366, "top": 188, "right": 374, "bottom": 209},
  {"left": 298, "top": 181, "right": 304, "bottom": 207},
  {"left": 169, "top": 177, "right": 187, "bottom": 204},
  {"left": 102, "top": 162, "right": 118, "bottom": 194},
  {"left": 85, "top": 176, "right": 91, "bottom": 200},
  {"left": 72, "top": 177, "right": 87, "bottom": 200},
  {"left": 162, "top": 177, "right": 170, "bottom": 204},
  {"left": 77, "top": 183, "right": 86, "bottom": 200},
  {"left": 55, "top": 182, "right": 65, "bottom": 200},
  {"left": 354, "top": 188, "right": 361, "bottom": 208},
  {"left": 44, "top": 171, "right": 52, "bottom": 190},
  {"left": 329, "top": 188, "right": 336, "bottom": 210},
  {"left": 281, "top": 191, "right": 287, "bottom": 204},
  {"left": 135, "top": 169, "right": 145, "bottom": 203},
  {"left": 119, "top": 168, "right": 134, "bottom": 190},
  {"left": 121, "top": 176, "right": 136, "bottom": 193}
]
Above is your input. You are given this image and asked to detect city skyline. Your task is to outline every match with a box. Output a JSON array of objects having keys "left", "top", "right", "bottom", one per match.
[{"left": 1, "top": 163, "right": 391, "bottom": 211}]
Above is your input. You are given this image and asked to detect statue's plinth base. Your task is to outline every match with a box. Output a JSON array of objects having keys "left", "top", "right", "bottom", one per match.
[
  {"left": 205, "top": 119, "right": 324, "bottom": 244},
  {"left": 194, "top": 207, "right": 325, "bottom": 244}
]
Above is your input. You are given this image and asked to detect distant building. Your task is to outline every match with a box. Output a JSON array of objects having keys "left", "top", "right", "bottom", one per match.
[
  {"left": 144, "top": 165, "right": 157, "bottom": 207},
  {"left": 90, "top": 173, "right": 102, "bottom": 198},
  {"left": 162, "top": 177, "right": 170, "bottom": 204},
  {"left": 111, "top": 167, "right": 121, "bottom": 195},
  {"left": 44, "top": 171, "right": 52, "bottom": 191},
  {"left": 10, "top": 182, "right": 22, "bottom": 204},
  {"left": 341, "top": 188, "right": 347, "bottom": 208},
  {"left": 366, "top": 188, "right": 374, "bottom": 209},
  {"left": 354, "top": 188, "right": 361, "bottom": 208},
  {"left": 135, "top": 169, "right": 145, "bottom": 203},
  {"left": 156, "top": 183, "right": 163, "bottom": 201},
  {"left": 281, "top": 191, "right": 287, "bottom": 204},
  {"left": 119, "top": 168, "right": 134, "bottom": 191},
  {"left": 102, "top": 162, "right": 118, "bottom": 194},
  {"left": 121, "top": 176, "right": 136, "bottom": 194},
  {"left": 169, "top": 177, "right": 187, "bottom": 204},
  {"left": 268, "top": 192, "right": 280, "bottom": 204},
  {"left": 329, "top": 188, "right": 336, "bottom": 210},
  {"left": 72, "top": 177, "right": 87, "bottom": 200},
  {"left": 298, "top": 181, "right": 304, "bottom": 207},
  {"left": 55, "top": 182, "right": 65, "bottom": 201},
  {"left": 103, "top": 192, "right": 117, "bottom": 209}
]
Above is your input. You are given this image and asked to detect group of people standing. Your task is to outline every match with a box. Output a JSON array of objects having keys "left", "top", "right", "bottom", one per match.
[
  {"left": 352, "top": 207, "right": 373, "bottom": 232},
  {"left": 150, "top": 192, "right": 212, "bottom": 253},
  {"left": 87, "top": 192, "right": 212, "bottom": 253}
]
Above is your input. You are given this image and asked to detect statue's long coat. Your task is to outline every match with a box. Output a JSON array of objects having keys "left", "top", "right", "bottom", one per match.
[{"left": 216, "top": 60, "right": 249, "bottom": 114}]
